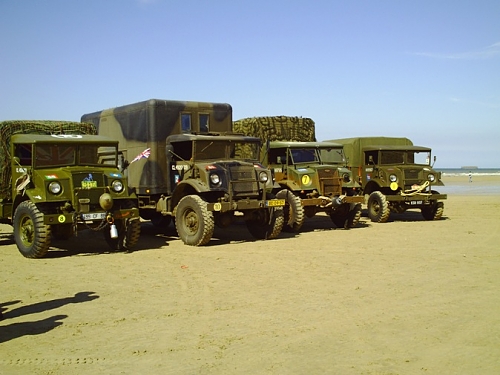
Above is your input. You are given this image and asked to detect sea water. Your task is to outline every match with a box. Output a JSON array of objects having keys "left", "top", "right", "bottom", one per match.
[{"left": 436, "top": 168, "right": 500, "bottom": 195}]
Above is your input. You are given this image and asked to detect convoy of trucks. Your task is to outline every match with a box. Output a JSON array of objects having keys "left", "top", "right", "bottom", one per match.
[{"left": 1, "top": 101, "right": 448, "bottom": 257}]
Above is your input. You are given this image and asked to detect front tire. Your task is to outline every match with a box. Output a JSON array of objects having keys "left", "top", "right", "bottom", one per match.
[
  {"left": 331, "top": 203, "right": 362, "bottom": 229},
  {"left": 175, "top": 195, "right": 214, "bottom": 246},
  {"left": 104, "top": 218, "right": 141, "bottom": 251},
  {"left": 276, "top": 189, "right": 304, "bottom": 232},
  {"left": 367, "top": 191, "right": 390, "bottom": 223},
  {"left": 246, "top": 198, "right": 284, "bottom": 240},
  {"left": 13, "top": 201, "right": 51, "bottom": 258},
  {"left": 421, "top": 201, "right": 444, "bottom": 220}
]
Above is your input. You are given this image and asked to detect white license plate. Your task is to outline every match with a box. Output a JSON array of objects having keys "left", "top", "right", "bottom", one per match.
[
  {"left": 82, "top": 212, "right": 106, "bottom": 221},
  {"left": 410, "top": 201, "right": 423, "bottom": 205}
]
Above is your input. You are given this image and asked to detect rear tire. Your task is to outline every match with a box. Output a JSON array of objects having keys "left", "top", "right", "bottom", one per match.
[
  {"left": 276, "top": 189, "right": 304, "bottom": 232},
  {"left": 343, "top": 203, "right": 362, "bottom": 229},
  {"left": 13, "top": 201, "right": 51, "bottom": 258},
  {"left": 175, "top": 195, "right": 214, "bottom": 246},
  {"left": 367, "top": 191, "right": 390, "bottom": 223}
]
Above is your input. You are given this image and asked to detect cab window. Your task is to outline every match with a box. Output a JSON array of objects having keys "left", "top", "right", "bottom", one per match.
[
  {"left": 181, "top": 114, "right": 191, "bottom": 133},
  {"left": 14, "top": 144, "right": 33, "bottom": 165},
  {"left": 199, "top": 114, "right": 209, "bottom": 132}
]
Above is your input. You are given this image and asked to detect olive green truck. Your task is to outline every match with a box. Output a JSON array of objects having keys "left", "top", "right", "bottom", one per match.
[
  {"left": 233, "top": 116, "right": 364, "bottom": 231},
  {"left": 81, "top": 99, "right": 285, "bottom": 246},
  {"left": 326, "top": 137, "right": 447, "bottom": 222},
  {"left": 0, "top": 120, "right": 141, "bottom": 258}
]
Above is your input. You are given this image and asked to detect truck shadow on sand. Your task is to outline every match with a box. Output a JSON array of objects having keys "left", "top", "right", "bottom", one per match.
[
  {"left": 204, "top": 215, "right": 371, "bottom": 245},
  {"left": 46, "top": 224, "right": 171, "bottom": 258},
  {"left": 0, "top": 231, "right": 15, "bottom": 246},
  {"left": 360, "top": 209, "right": 450, "bottom": 223},
  {"left": 0, "top": 292, "right": 99, "bottom": 343}
]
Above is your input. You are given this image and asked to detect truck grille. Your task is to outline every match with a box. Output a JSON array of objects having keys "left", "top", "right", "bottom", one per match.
[
  {"left": 404, "top": 168, "right": 421, "bottom": 182},
  {"left": 229, "top": 165, "right": 258, "bottom": 197},
  {"left": 317, "top": 168, "right": 342, "bottom": 196}
]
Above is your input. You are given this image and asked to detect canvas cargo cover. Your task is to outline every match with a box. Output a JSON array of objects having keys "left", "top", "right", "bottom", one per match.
[
  {"left": 326, "top": 137, "right": 413, "bottom": 167},
  {"left": 233, "top": 116, "right": 316, "bottom": 142},
  {"left": 0, "top": 120, "right": 96, "bottom": 199}
]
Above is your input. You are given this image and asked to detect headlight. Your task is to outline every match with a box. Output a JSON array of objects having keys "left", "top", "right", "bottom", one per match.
[
  {"left": 210, "top": 173, "right": 221, "bottom": 185},
  {"left": 259, "top": 171, "right": 269, "bottom": 183},
  {"left": 427, "top": 174, "right": 435, "bottom": 182},
  {"left": 111, "top": 180, "right": 124, "bottom": 192},
  {"left": 48, "top": 181, "right": 62, "bottom": 194},
  {"left": 389, "top": 174, "right": 397, "bottom": 182},
  {"left": 342, "top": 173, "right": 351, "bottom": 183}
]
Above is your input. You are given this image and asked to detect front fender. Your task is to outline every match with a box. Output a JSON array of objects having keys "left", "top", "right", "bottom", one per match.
[{"left": 363, "top": 180, "right": 383, "bottom": 195}]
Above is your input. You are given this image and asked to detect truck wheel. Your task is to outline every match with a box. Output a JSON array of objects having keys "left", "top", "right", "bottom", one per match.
[
  {"left": 104, "top": 218, "right": 141, "bottom": 250},
  {"left": 421, "top": 201, "right": 444, "bottom": 220},
  {"left": 13, "top": 201, "right": 51, "bottom": 258},
  {"left": 331, "top": 203, "right": 362, "bottom": 229},
  {"left": 276, "top": 189, "right": 304, "bottom": 232},
  {"left": 367, "top": 191, "right": 390, "bottom": 223},
  {"left": 246, "top": 204, "right": 284, "bottom": 240},
  {"left": 175, "top": 195, "right": 214, "bottom": 246}
]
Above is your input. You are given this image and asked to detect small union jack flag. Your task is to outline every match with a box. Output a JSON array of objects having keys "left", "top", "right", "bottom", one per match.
[{"left": 130, "top": 148, "right": 151, "bottom": 164}]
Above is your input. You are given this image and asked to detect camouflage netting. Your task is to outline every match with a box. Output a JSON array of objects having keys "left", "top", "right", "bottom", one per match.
[
  {"left": 233, "top": 116, "right": 316, "bottom": 142},
  {"left": 0, "top": 120, "right": 97, "bottom": 199}
]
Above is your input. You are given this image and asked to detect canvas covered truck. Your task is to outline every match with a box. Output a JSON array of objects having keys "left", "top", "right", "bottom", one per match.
[
  {"left": 81, "top": 99, "right": 285, "bottom": 246},
  {"left": 233, "top": 116, "right": 364, "bottom": 231},
  {"left": 326, "top": 136, "right": 447, "bottom": 223},
  {"left": 0, "top": 120, "right": 141, "bottom": 258}
]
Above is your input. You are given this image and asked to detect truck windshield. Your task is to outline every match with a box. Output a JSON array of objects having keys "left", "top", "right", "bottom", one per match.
[
  {"left": 378, "top": 150, "right": 431, "bottom": 165},
  {"left": 319, "top": 147, "right": 345, "bottom": 164},
  {"left": 289, "top": 148, "right": 319, "bottom": 164},
  {"left": 411, "top": 150, "right": 432, "bottom": 165},
  {"left": 380, "top": 151, "right": 405, "bottom": 165},
  {"left": 195, "top": 140, "right": 260, "bottom": 161},
  {"left": 35, "top": 144, "right": 104, "bottom": 167}
]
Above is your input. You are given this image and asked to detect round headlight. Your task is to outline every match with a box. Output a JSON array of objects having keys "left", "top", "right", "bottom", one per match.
[
  {"left": 111, "top": 180, "right": 124, "bottom": 192},
  {"left": 427, "top": 174, "right": 435, "bottom": 182},
  {"left": 210, "top": 173, "right": 221, "bottom": 185},
  {"left": 389, "top": 174, "right": 397, "bottom": 182},
  {"left": 259, "top": 171, "right": 269, "bottom": 183},
  {"left": 342, "top": 173, "right": 351, "bottom": 183},
  {"left": 48, "top": 181, "right": 62, "bottom": 194}
]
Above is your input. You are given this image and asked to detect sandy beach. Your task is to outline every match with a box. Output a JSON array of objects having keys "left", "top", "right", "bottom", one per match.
[{"left": 1, "top": 174, "right": 500, "bottom": 375}]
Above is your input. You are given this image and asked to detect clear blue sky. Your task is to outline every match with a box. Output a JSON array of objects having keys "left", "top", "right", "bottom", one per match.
[{"left": 1, "top": 0, "right": 499, "bottom": 167}]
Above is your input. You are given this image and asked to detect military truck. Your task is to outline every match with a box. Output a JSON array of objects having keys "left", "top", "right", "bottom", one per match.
[
  {"left": 233, "top": 116, "right": 364, "bottom": 231},
  {"left": 81, "top": 99, "right": 284, "bottom": 246},
  {"left": 326, "top": 136, "right": 447, "bottom": 222},
  {"left": 0, "top": 120, "right": 141, "bottom": 258}
]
